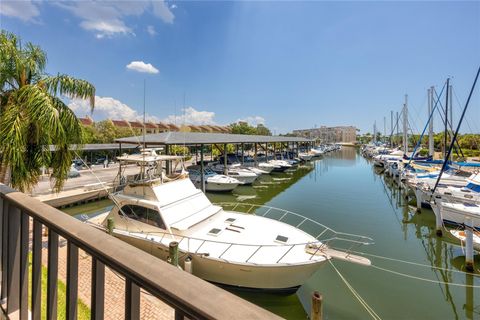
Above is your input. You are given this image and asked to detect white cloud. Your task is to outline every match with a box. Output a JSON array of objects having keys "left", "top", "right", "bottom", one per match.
[
  {"left": 56, "top": 1, "right": 174, "bottom": 38},
  {"left": 237, "top": 116, "right": 266, "bottom": 126},
  {"left": 126, "top": 61, "right": 159, "bottom": 74},
  {"left": 69, "top": 95, "right": 159, "bottom": 122},
  {"left": 80, "top": 19, "right": 132, "bottom": 38},
  {"left": 0, "top": 0, "right": 40, "bottom": 22},
  {"left": 152, "top": 1, "right": 174, "bottom": 24},
  {"left": 147, "top": 25, "right": 157, "bottom": 36},
  {"left": 164, "top": 107, "right": 216, "bottom": 125}
]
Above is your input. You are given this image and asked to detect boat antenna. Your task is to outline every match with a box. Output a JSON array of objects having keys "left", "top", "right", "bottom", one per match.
[
  {"left": 143, "top": 79, "right": 146, "bottom": 152},
  {"left": 142, "top": 79, "right": 147, "bottom": 182},
  {"left": 431, "top": 66, "right": 480, "bottom": 195}
]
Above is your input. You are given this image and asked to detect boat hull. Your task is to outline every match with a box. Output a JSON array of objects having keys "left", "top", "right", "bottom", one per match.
[
  {"left": 431, "top": 202, "right": 480, "bottom": 230},
  {"left": 114, "top": 233, "right": 327, "bottom": 291}
]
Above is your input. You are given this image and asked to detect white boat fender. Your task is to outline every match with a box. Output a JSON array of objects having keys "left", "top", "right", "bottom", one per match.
[{"left": 184, "top": 256, "right": 193, "bottom": 274}]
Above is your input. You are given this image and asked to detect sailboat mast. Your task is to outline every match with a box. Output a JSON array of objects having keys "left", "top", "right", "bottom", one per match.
[
  {"left": 444, "top": 78, "right": 449, "bottom": 159},
  {"left": 403, "top": 94, "right": 408, "bottom": 154},
  {"left": 390, "top": 110, "right": 393, "bottom": 147},
  {"left": 448, "top": 82, "right": 453, "bottom": 161},
  {"left": 428, "top": 86, "right": 434, "bottom": 157},
  {"left": 396, "top": 111, "right": 399, "bottom": 147}
]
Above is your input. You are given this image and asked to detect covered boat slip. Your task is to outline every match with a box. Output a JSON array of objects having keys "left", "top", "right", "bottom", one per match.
[{"left": 116, "top": 132, "right": 314, "bottom": 191}]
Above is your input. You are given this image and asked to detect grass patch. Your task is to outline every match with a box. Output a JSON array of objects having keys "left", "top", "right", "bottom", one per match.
[{"left": 28, "top": 254, "right": 90, "bottom": 319}]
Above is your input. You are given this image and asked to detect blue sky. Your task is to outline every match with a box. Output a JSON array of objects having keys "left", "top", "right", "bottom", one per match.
[{"left": 1, "top": 1, "right": 479, "bottom": 134}]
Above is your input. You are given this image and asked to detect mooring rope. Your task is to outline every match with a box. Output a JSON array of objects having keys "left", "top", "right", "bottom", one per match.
[
  {"left": 329, "top": 260, "right": 382, "bottom": 320},
  {"left": 368, "top": 264, "right": 480, "bottom": 288},
  {"left": 331, "top": 246, "right": 480, "bottom": 278}
]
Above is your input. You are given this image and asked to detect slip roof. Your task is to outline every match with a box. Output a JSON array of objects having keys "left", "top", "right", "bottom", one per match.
[{"left": 115, "top": 131, "right": 312, "bottom": 146}]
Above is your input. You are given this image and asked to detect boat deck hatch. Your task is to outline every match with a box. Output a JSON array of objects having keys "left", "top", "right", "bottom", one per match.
[
  {"left": 208, "top": 228, "right": 223, "bottom": 236},
  {"left": 275, "top": 235, "right": 288, "bottom": 243},
  {"left": 225, "top": 218, "right": 236, "bottom": 223}
]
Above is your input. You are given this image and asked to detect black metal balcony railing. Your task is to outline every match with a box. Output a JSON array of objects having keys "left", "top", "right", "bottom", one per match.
[{"left": 0, "top": 184, "right": 279, "bottom": 320}]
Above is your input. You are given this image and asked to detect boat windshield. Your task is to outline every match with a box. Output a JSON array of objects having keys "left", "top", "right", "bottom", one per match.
[
  {"left": 120, "top": 204, "right": 166, "bottom": 229},
  {"left": 204, "top": 167, "right": 216, "bottom": 175}
]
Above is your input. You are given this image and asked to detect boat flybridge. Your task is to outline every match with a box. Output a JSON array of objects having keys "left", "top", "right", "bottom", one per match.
[{"left": 88, "top": 150, "right": 373, "bottom": 292}]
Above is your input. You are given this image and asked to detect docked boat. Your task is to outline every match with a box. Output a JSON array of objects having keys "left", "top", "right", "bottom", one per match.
[
  {"left": 450, "top": 229, "right": 480, "bottom": 251},
  {"left": 298, "top": 152, "right": 313, "bottom": 161},
  {"left": 87, "top": 152, "right": 372, "bottom": 292},
  {"left": 430, "top": 198, "right": 480, "bottom": 230},
  {"left": 310, "top": 147, "right": 325, "bottom": 157},
  {"left": 211, "top": 164, "right": 259, "bottom": 185},
  {"left": 268, "top": 159, "right": 292, "bottom": 172},
  {"left": 187, "top": 165, "right": 240, "bottom": 192}
]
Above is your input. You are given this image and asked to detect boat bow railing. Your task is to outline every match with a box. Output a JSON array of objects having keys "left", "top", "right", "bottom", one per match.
[
  {"left": 127, "top": 203, "right": 373, "bottom": 266},
  {"left": 217, "top": 202, "right": 374, "bottom": 250}
]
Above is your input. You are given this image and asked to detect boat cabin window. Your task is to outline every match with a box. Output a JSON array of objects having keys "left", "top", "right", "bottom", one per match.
[
  {"left": 120, "top": 205, "right": 166, "bottom": 229},
  {"left": 466, "top": 182, "right": 480, "bottom": 193}
]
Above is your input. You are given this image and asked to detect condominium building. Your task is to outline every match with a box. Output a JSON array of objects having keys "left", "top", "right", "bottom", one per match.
[{"left": 292, "top": 126, "right": 357, "bottom": 143}]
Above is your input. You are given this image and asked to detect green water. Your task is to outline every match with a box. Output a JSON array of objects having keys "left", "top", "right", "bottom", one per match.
[{"left": 63, "top": 148, "right": 480, "bottom": 319}]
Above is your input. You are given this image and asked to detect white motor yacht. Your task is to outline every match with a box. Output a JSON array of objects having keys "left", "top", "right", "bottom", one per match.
[
  {"left": 211, "top": 164, "right": 259, "bottom": 185},
  {"left": 310, "top": 147, "right": 325, "bottom": 156},
  {"left": 87, "top": 152, "right": 372, "bottom": 292},
  {"left": 268, "top": 159, "right": 292, "bottom": 172},
  {"left": 299, "top": 153, "right": 313, "bottom": 161},
  {"left": 187, "top": 165, "right": 240, "bottom": 192}
]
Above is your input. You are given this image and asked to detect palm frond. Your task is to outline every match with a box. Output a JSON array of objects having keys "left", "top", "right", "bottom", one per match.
[
  {"left": 44, "top": 75, "right": 95, "bottom": 111},
  {"left": 15, "top": 85, "right": 65, "bottom": 140}
]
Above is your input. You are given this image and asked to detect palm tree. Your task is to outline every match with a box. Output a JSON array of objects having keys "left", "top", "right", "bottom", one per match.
[{"left": 0, "top": 31, "right": 95, "bottom": 192}]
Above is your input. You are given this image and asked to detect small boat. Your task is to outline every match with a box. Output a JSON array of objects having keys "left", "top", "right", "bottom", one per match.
[
  {"left": 187, "top": 165, "right": 240, "bottom": 192},
  {"left": 298, "top": 153, "right": 313, "bottom": 161},
  {"left": 310, "top": 147, "right": 325, "bottom": 156},
  {"left": 268, "top": 159, "right": 292, "bottom": 172},
  {"left": 211, "top": 164, "right": 259, "bottom": 185},
  {"left": 450, "top": 229, "right": 480, "bottom": 251}
]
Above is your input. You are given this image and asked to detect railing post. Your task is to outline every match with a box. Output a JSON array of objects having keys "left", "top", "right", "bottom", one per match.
[
  {"left": 125, "top": 278, "right": 140, "bottom": 320},
  {"left": 91, "top": 257, "right": 105, "bottom": 319},
  {"left": 7, "top": 205, "right": 21, "bottom": 319},
  {"left": 31, "top": 219, "right": 42, "bottom": 320},
  {"left": 47, "top": 230, "right": 59, "bottom": 320},
  {"left": 20, "top": 211, "right": 29, "bottom": 319},
  {"left": 1, "top": 199, "right": 9, "bottom": 301},
  {"left": 66, "top": 242, "right": 79, "bottom": 320},
  {"left": 175, "top": 309, "right": 186, "bottom": 320}
]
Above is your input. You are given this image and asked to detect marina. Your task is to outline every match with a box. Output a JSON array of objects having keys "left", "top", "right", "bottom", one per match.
[
  {"left": 1, "top": 2, "right": 479, "bottom": 319},
  {"left": 62, "top": 147, "right": 480, "bottom": 319}
]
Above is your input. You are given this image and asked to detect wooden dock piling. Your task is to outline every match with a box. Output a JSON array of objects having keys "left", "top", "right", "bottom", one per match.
[
  {"left": 169, "top": 241, "right": 179, "bottom": 267},
  {"left": 311, "top": 291, "right": 323, "bottom": 320}
]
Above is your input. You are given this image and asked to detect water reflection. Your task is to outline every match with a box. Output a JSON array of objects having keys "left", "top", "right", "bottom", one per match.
[{"left": 372, "top": 164, "right": 480, "bottom": 319}]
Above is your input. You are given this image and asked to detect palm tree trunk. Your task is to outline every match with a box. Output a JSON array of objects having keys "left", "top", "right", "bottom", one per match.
[{"left": 0, "top": 163, "right": 11, "bottom": 186}]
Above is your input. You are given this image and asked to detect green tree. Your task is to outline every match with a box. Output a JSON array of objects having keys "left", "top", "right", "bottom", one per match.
[
  {"left": 255, "top": 124, "right": 271, "bottom": 136},
  {"left": 230, "top": 121, "right": 257, "bottom": 135},
  {"left": 0, "top": 31, "right": 95, "bottom": 192}
]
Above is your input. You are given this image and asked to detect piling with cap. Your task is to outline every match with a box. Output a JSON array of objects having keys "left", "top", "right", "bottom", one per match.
[
  {"left": 465, "top": 218, "right": 474, "bottom": 272},
  {"left": 169, "top": 241, "right": 179, "bottom": 267},
  {"left": 107, "top": 217, "right": 114, "bottom": 235},
  {"left": 434, "top": 196, "right": 443, "bottom": 236},
  {"left": 310, "top": 291, "right": 323, "bottom": 320}
]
